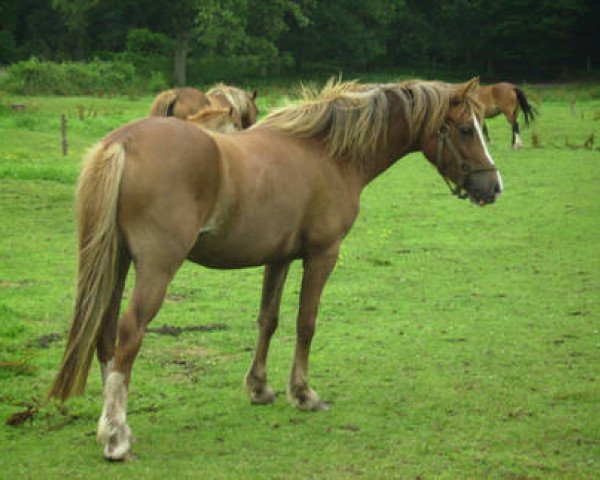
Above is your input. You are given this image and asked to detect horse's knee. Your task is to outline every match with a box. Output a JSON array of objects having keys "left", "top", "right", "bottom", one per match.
[
  {"left": 297, "top": 319, "right": 316, "bottom": 347},
  {"left": 259, "top": 313, "right": 279, "bottom": 337}
]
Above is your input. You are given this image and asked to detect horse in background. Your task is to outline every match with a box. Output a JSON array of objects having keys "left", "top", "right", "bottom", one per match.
[
  {"left": 186, "top": 106, "right": 242, "bottom": 133},
  {"left": 149, "top": 87, "right": 210, "bottom": 118},
  {"left": 206, "top": 83, "right": 258, "bottom": 128},
  {"left": 48, "top": 77, "right": 502, "bottom": 461},
  {"left": 149, "top": 85, "right": 259, "bottom": 128},
  {"left": 477, "top": 82, "right": 537, "bottom": 148}
]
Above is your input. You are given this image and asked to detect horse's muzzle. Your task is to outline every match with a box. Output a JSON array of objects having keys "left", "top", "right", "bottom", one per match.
[{"left": 467, "top": 171, "right": 502, "bottom": 206}]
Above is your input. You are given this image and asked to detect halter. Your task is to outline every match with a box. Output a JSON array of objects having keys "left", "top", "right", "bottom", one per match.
[{"left": 435, "top": 123, "right": 497, "bottom": 200}]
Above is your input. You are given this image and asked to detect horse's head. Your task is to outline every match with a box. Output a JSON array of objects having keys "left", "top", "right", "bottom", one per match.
[
  {"left": 187, "top": 106, "right": 242, "bottom": 133},
  {"left": 422, "top": 77, "right": 503, "bottom": 205}
]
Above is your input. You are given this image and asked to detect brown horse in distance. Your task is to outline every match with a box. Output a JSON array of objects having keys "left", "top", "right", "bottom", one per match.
[
  {"left": 477, "top": 82, "right": 537, "bottom": 148},
  {"left": 148, "top": 86, "right": 210, "bottom": 119},
  {"left": 48, "top": 77, "right": 502, "bottom": 461},
  {"left": 150, "top": 85, "right": 258, "bottom": 128},
  {"left": 186, "top": 106, "right": 242, "bottom": 133},
  {"left": 206, "top": 83, "right": 258, "bottom": 128}
]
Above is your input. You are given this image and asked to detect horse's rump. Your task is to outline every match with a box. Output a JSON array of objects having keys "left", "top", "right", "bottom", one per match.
[{"left": 149, "top": 87, "right": 211, "bottom": 119}]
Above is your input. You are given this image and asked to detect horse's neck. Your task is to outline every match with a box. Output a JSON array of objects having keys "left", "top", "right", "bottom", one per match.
[{"left": 360, "top": 109, "right": 418, "bottom": 186}]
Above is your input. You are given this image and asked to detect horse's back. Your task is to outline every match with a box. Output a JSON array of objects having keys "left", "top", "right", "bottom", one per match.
[
  {"left": 479, "top": 82, "right": 517, "bottom": 117},
  {"left": 490, "top": 82, "right": 516, "bottom": 97}
]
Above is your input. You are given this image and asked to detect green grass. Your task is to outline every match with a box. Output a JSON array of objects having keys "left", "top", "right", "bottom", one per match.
[{"left": 0, "top": 84, "right": 599, "bottom": 479}]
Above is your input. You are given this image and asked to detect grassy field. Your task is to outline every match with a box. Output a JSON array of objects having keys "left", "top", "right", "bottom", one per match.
[{"left": 0, "top": 82, "right": 599, "bottom": 479}]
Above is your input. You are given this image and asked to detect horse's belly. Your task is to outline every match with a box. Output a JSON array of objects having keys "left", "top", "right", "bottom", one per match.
[
  {"left": 186, "top": 228, "right": 301, "bottom": 269},
  {"left": 486, "top": 106, "right": 501, "bottom": 118}
]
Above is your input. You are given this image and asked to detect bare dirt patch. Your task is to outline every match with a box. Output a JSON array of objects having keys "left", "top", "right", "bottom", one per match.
[{"left": 146, "top": 323, "right": 228, "bottom": 337}]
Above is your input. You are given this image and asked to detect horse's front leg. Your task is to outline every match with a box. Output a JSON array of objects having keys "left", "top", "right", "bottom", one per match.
[
  {"left": 245, "top": 261, "right": 291, "bottom": 404},
  {"left": 288, "top": 244, "right": 339, "bottom": 411}
]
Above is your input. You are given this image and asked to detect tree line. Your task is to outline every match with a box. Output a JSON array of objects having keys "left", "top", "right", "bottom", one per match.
[{"left": 1, "top": 0, "right": 598, "bottom": 85}]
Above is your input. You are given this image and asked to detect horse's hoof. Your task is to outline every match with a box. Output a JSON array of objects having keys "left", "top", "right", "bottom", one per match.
[
  {"left": 288, "top": 387, "right": 327, "bottom": 411},
  {"left": 245, "top": 372, "right": 277, "bottom": 405},
  {"left": 298, "top": 399, "right": 329, "bottom": 412},
  {"left": 98, "top": 418, "right": 133, "bottom": 462},
  {"left": 311, "top": 400, "right": 330, "bottom": 412},
  {"left": 249, "top": 386, "right": 277, "bottom": 405},
  {"left": 104, "top": 451, "right": 137, "bottom": 462}
]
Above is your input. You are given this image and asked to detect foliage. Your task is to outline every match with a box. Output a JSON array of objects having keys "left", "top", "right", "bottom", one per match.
[
  {"left": 1, "top": 0, "right": 598, "bottom": 82},
  {"left": 51, "top": 0, "right": 100, "bottom": 59},
  {"left": 115, "top": 29, "right": 173, "bottom": 85},
  {"left": 0, "top": 31, "right": 17, "bottom": 64},
  {"left": 0, "top": 58, "right": 140, "bottom": 95},
  {"left": 125, "top": 28, "right": 173, "bottom": 57},
  {"left": 195, "top": 0, "right": 313, "bottom": 77}
]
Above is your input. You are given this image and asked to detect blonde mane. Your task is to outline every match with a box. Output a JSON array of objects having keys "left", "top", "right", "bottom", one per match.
[
  {"left": 258, "top": 78, "right": 482, "bottom": 164},
  {"left": 207, "top": 84, "right": 252, "bottom": 117}
]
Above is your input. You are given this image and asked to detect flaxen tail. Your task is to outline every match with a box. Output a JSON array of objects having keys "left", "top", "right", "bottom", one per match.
[
  {"left": 48, "top": 142, "right": 126, "bottom": 401},
  {"left": 149, "top": 89, "right": 177, "bottom": 116},
  {"left": 514, "top": 87, "right": 538, "bottom": 126}
]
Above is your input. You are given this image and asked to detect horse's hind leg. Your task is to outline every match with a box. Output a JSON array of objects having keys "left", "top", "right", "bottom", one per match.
[
  {"left": 98, "top": 257, "right": 180, "bottom": 461},
  {"left": 511, "top": 118, "right": 523, "bottom": 149},
  {"left": 245, "top": 261, "right": 291, "bottom": 404},
  {"left": 503, "top": 104, "right": 523, "bottom": 149},
  {"left": 97, "top": 251, "right": 131, "bottom": 387}
]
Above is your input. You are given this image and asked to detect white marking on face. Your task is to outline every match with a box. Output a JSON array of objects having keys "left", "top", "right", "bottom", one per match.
[{"left": 472, "top": 113, "right": 503, "bottom": 193}]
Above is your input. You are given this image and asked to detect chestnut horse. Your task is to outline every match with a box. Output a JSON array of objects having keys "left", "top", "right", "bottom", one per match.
[
  {"left": 148, "top": 86, "right": 210, "bottom": 118},
  {"left": 186, "top": 106, "right": 242, "bottom": 133},
  {"left": 48, "top": 77, "right": 502, "bottom": 460},
  {"left": 477, "top": 82, "right": 537, "bottom": 148},
  {"left": 206, "top": 83, "right": 259, "bottom": 129},
  {"left": 149, "top": 85, "right": 258, "bottom": 128}
]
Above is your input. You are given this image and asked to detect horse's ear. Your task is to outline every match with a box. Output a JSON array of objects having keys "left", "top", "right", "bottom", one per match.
[
  {"left": 251, "top": 89, "right": 258, "bottom": 100},
  {"left": 467, "top": 76, "right": 480, "bottom": 91},
  {"left": 461, "top": 77, "right": 479, "bottom": 96},
  {"left": 454, "top": 76, "right": 480, "bottom": 102}
]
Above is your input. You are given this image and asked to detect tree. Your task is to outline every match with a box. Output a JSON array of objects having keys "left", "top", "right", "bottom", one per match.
[
  {"left": 478, "top": 0, "right": 587, "bottom": 78},
  {"left": 52, "top": 0, "right": 99, "bottom": 59},
  {"left": 196, "top": 0, "right": 247, "bottom": 56},
  {"left": 281, "top": 0, "right": 393, "bottom": 72},
  {"left": 196, "top": 0, "right": 313, "bottom": 76}
]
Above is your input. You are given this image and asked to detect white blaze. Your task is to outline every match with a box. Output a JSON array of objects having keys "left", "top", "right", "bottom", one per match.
[{"left": 473, "top": 113, "right": 503, "bottom": 193}]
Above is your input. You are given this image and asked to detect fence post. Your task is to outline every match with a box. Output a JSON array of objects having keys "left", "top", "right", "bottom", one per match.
[{"left": 61, "top": 113, "right": 68, "bottom": 156}]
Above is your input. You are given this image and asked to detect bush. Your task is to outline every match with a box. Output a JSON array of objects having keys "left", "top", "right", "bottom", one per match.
[
  {"left": 126, "top": 29, "right": 173, "bottom": 57},
  {"left": 148, "top": 71, "right": 169, "bottom": 93},
  {"left": 0, "top": 57, "right": 139, "bottom": 95},
  {"left": 187, "top": 55, "right": 294, "bottom": 85}
]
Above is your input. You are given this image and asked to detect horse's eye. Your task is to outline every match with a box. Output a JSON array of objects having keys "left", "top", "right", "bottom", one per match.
[{"left": 459, "top": 126, "right": 473, "bottom": 137}]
